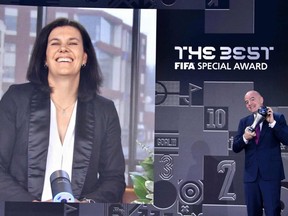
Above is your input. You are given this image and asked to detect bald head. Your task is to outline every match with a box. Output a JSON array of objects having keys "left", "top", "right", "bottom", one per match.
[{"left": 244, "top": 90, "right": 264, "bottom": 113}]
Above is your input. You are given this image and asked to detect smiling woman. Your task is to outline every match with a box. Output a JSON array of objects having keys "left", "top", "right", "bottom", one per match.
[
  {"left": 0, "top": 18, "right": 126, "bottom": 203},
  {"left": 46, "top": 26, "right": 87, "bottom": 79},
  {"left": 0, "top": 5, "right": 156, "bottom": 202},
  {"left": 45, "top": 26, "right": 88, "bottom": 144}
]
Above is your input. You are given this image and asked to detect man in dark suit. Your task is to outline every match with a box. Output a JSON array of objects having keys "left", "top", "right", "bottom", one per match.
[{"left": 233, "top": 90, "right": 288, "bottom": 216}]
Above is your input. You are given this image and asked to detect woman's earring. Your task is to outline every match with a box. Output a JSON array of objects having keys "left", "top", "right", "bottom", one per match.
[{"left": 81, "top": 63, "right": 86, "bottom": 67}]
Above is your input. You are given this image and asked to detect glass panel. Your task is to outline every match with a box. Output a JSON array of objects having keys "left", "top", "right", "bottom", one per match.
[
  {"left": 55, "top": 12, "right": 68, "bottom": 18},
  {"left": 76, "top": 14, "right": 100, "bottom": 42},
  {"left": 30, "top": 10, "right": 37, "bottom": 37},
  {"left": 0, "top": 5, "right": 37, "bottom": 96},
  {"left": 136, "top": 9, "right": 156, "bottom": 161},
  {"left": 4, "top": 7, "right": 18, "bottom": 34},
  {"left": 0, "top": 5, "right": 156, "bottom": 187},
  {"left": 100, "top": 17, "right": 111, "bottom": 44},
  {"left": 0, "top": 20, "right": 4, "bottom": 96},
  {"left": 3, "top": 42, "right": 16, "bottom": 82}
]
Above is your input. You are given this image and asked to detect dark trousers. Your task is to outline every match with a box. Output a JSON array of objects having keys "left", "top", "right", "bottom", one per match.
[{"left": 244, "top": 175, "right": 281, "bottom": 216}]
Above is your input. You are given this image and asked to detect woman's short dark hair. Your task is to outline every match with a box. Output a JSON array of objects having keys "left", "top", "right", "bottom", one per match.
[{"left": 27, "top": 18, "right": 103, "bottom": 99}]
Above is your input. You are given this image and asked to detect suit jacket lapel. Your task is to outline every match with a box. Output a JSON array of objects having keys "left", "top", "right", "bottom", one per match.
[
  {"left": 247, "top": 114, "right": 254, "bottom": 127},
  {"left": 27, "top": 88, "right": 50, "bottom": 199},
  {"left": 27, "top": 88, "right": 95, "bottom": 199},
  {"left": 71, "top": 98, "right": 95, "bottom": 198}
]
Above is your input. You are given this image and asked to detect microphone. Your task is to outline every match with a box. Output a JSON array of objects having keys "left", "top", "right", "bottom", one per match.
[
  {"left": 50, "top": 170, "right": 75, "bottom": 203},
  {"left": 248, "top": 106, "right": 268, "bottom": 132}
]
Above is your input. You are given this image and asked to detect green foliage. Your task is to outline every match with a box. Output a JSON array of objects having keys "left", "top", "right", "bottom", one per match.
[
  {"left": 140, "top": 156, "right": 154, "bottom": 181},
  {"left": 129, "top": 142, "right": 154, "bottom": 204}
]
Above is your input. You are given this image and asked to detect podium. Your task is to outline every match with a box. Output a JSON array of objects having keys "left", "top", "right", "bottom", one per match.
[
  {"left": 1, "top": 201, "right": 176, "bottom": 216},
  {"left": 1, "top": 202, "right": 135, "bottom": 216},
  {"left": 3, "top": 202, "right": 79, "bottom": 216}
]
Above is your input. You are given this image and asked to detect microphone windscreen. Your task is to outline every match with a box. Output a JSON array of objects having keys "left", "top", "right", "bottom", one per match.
[{"left": 50, "top": 170, "right": 75, "bottom": 203}]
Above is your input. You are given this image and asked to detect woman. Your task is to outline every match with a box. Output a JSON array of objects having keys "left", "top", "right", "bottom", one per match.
[{"left": 0, "top": 18, "right": 126, "bottom": 203}]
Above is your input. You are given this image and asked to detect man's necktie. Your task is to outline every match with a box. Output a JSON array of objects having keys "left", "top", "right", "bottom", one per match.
[{"left": 255, "top": 124, "right": 260, "bottom": 144}]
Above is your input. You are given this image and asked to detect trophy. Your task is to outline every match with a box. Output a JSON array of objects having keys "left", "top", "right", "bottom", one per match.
[{"left": 248, "top": 106, "right": 268, "bottom": 132}]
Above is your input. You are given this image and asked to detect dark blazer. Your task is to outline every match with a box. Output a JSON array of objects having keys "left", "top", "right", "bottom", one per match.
[
  {"left": 0, "top": 83, "right": 126, "bottom": 202},
  {"left": 233, "top": 113, "right": 288, "bottom": 182}
]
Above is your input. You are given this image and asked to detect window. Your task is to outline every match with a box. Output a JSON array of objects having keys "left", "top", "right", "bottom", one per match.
[
  {"left": 3, "top": 43, "right": 16, "bottom": 82},
  {"left": 30, "top": 10, "right": 37, "bottom": 37},
  {"left": 76, "top": 14, "right": 100, "bottom": 42},
  {"left": 4, "top": 8, "right": 18, "bottom": 34},
  {"left": 0, "top": 5, "right": 37, "bottom": 96},
  {"left": 97, "top": 50, "right": 113, "bottom": 88},
  {"left": 28, "top": 44, "right": 33, "bottom": 63},
  {"left": 100, "top": 17, "right": 112, "bottom": 44},
  {"left": 140, "top": 37, "right": 146, "bottom": 60},
  {"left": 55, "top": 12, "right": 68, "bottom": 18}
]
